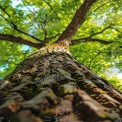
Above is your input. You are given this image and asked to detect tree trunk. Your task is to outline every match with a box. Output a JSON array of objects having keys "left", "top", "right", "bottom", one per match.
[{"left": 0, "top": 44, "right": 122, "bottom": 122}]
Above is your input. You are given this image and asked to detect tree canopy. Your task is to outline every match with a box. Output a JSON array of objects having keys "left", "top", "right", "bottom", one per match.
[{"left": 0, "top": 0, "right": 122, "bottom": 90}]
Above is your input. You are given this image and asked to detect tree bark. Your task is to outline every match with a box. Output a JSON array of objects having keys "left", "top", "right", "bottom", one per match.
[{"left": 0, "top": 45, "right": 122, "bottom": 122}]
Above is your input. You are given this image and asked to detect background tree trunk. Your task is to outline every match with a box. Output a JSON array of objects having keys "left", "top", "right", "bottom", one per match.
[{"left": 0, "top": 45, "right": 122, "bottom": 122}]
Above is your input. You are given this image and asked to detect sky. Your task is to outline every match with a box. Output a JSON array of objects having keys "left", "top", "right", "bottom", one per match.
[
  {"left": 117, "top": 73, "right": 122, "bottom": 79},
  {"left": 105, "top": 68, "right": 122, "bottom": 79}
]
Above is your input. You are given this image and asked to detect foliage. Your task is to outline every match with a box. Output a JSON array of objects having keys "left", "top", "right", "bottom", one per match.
[
  {"left": 0, "top": 0, "right": 122, "bottom": 89},
  {"left": 101, "top": 74, "right": 122, "bottom": 91}
]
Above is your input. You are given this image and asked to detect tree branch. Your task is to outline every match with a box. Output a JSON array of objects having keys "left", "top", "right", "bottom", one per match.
[
  {"left": 0, "top": 34, "right": 45, "bottom": 49},
  {"left": 43, "top": 0, "right": 53, "bottom": 10},
  {"left": 110, "top": 27, "right": 122, "bottom": 34},
  {"left": 43, "top": 34, "right": 59, "bottom": 44},
  {"left": 88, "top": 52, "right": 101, "bottom": 68},
  {"left": 72, "top": 38, "right": 112, "bottom": 45},
  {"left": 57, "top": 0, "right": 97, "bottom": 44},
  {"left": 89, "top": 25, "right": 112, "bottom": 38},
  {"left": 72, "top": 25, "right": 113, "bottom": 45},
  {"left": 0, "top": 6, "right": 43, "bottom": 42}
]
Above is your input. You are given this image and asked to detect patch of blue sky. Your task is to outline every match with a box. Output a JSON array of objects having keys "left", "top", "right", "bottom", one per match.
[
  {"left": 0, "top": 26, "right": 4, "bottom": 32},
  {"left": 12, "top": 0, "right": 39, "bottom": 12},
  {"left": 0, "top": 64, "right": 9, "bottom": 72},
  {"left": 12, "top": 0, "right": 22, "bottom": 8},
  {"left": 105, "top": 68, "right": 122, "bottom": 79},
  {"left": 118, "top": 73, "right": 122, "bottom": 79},
  {"left": 22, "top": 45, "right": 33, "bottom": 53}
]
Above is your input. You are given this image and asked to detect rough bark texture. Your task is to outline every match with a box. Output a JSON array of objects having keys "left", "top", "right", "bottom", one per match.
[{"left": 0, "top": 45, "right": 122, "bottom": 122}]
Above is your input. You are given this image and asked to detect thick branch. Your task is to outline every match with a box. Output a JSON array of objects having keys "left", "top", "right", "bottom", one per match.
[
  {"left": 0, "top": 34, "right": 45, "bottom": 49},
  {"left": 72, "top": 38, "right": 112, "bottom": 45},
  {"left": 57, "top": 0, "right": 96, "bottom": 43}
]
